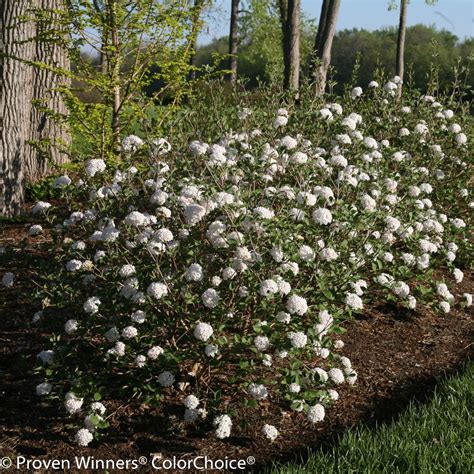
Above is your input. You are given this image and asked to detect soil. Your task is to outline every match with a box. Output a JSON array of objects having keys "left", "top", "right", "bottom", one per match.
[{"left": 0, "top": 220, "right": 472, "bottom": 473}]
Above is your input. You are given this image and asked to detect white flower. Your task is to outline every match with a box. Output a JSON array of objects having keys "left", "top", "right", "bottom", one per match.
[
  {"left": 147, "top": 346, "right": 164, "bottom": 359},
  {"left": 135, "top": 355, "right": 146, "bottom": 367},
  {"left": 286, "top": 294, "right": 308, "bottom": 315},
  {"left": 254, "top": 206, "right": 274, "bottom": 219},
  {"left": 214, "top": 414, "right": 232, "bottom": 439},
  {"left": 328, "top": 368, "right": 345, "bottom": 384},
  {"left": 320, "top": 247, "right": 338, "bottom": 261},
  {"left": 36, "top": 382, "right": 52, "bottom": 396},
  {"left": 194, "top": 322, "right": 214, "bottom": 341},
  {"left": 75, "top": 428, "right": 93, "bottom": 447},
  {"left": 345, "top": 293, "right": 363, "bottom": 311},
  {"left": 37, "top": 350, "right": 54, "bottom": 365},
  {"left": 205, "top": 343, "right": 219, "bottom": 357},
  {"left": 262, "top": 424, "right": 279, "bottom": 441},
  {"left": 32, "top": 201, "right": 52, "bottom": 214},
  {"left": 184, "top": 203, "right": 206, "bottom": 225},
  {"left": 288, "top": 331, "right": 307, "bottom": 348},
  {"left": 184, "top": 395, "right": 200, "bottom": 410},
  {"left": 351, "top": 86, "right": 363, "bottom": 98},
  {"left": 83, "top": 296, "right": 101, "bottom": 314},
  {"left": 453, "top": 268, "right": 464, "bottom": 283},
  {"left": 439, "top": 301, "right": 451, "bottom": 314},
  {"left": 157, "top": 371, "right": 175, "bottom": 387},
  {"left": 259, "top": 279, "right": 279, "bottom": 297},
  {"left": 299, "top": 245, "right": 315, "bottom": 262},
  {"left": 65, "top": 392, "right": 83, "bottom": 414},
  {"left": 2, "top": 272, "right": 14, "bottom": 287},
  {"left": 52, "top": 175, "right": 71, "bottom": 188},
  {"left": 312, "top": 208, "right": 332, "bottom": 225},
  {"left": 86, "top": 159, "right": 106, "bottom": 177},
  {"left": 124, "top": 211, "right": 147, "bottom": 227},
  {"left": 184, "top": 263, "right": 203, "bottom": 282},
  {"left": 248, "top": 383, "right": 268, "bottom": 400},
  {"left": 463, "top": 293, "right": 472, "bottom": 307},
  {"left": 254, "top": 335, "right": 270, "bottom": 351},
  {"left": 147, "top": 282, "right": 168, "bottom": 300},
  {"left": 28, "top": 224, "right": 43, "bottom": 236},
  {"left": 202, "top": 288, "right": 220, "bottom": 308},
  {"left": 65, "top": 319, "right": 78, "bottom": 334},
  {"left": 119, "top": 264, "right": 136, "bottom": 277},
  {"left": 273, "top": 115, "right": 288, "bottom": 128},
  {"left": 66, "top": 259, "right": 82, "bottom": 272},
  {"left": 122, "top": 135, "right": 144, "bottom": 152},
  {"left": 307, "top": 404, "right": 325, "bottom": 423},
  {"left": 121, "top": 326, "right": 138, "bottom": 339}
]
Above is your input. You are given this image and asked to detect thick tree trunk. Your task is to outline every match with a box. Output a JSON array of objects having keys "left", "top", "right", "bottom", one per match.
[
  {"left": 228, "top": 0, "right": 239, "bottom": 85},
  {"left": 396, "top": 0, "right": 408, "bottom": 89},
  {"left": 26, "top": 0, "right": 71, "bottom": 181},
  {"left": 313, "top": 0, "right": 340, "bottom": 96},
  {"left": 0, "top": 1, "right": 35, "bottom": 216},
  {"left": 282, "top": 0, "right": 300, "bottom": 91}
]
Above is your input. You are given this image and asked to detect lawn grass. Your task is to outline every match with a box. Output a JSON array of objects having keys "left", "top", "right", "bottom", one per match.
[{"left": 270, "top": 363, "right": 474, "bottom": 474}]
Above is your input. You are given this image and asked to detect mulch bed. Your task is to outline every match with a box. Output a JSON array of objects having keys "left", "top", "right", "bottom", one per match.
[{"left": 0, "top": 220, "right": 472, "bottom": 473}]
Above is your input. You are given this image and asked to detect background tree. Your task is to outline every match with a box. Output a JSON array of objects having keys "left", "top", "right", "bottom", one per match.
[
  {"left": 27, "top": 0, "right": 71, "bottom": 180},
  {"left": 390, "top": 0, "right": 438, "bottom": 92},
  {"left": 1, "top": 0, "right": 70, "bottom": 216},
  {"left": 0, "top": 1, "right": 34, "bottom": 216},
  {"left": 279, "top": 0, "right": 300, "bottom": 90},
  {"left": 228, "top": 0, "right": 239, "bottom": 84},
  {"left": 312, "top": 0, "right": 341, "bottom": 96}
]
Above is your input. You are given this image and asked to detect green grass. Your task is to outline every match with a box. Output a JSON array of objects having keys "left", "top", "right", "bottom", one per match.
[{"left": 270, "top": 363, "right": 474, "bottom": 474}]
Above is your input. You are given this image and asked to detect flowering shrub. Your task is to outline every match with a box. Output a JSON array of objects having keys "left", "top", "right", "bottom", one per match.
[{"left": 26, "top": 79, "right": 472, "bottom": 446}]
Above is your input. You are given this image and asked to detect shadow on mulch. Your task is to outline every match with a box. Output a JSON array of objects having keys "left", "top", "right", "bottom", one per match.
[{"left": 0, "top": 221, "right": 472, "bottom": 473}]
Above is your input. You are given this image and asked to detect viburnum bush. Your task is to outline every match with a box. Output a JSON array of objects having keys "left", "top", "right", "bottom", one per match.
[{"left": 25, "top": 77, "right": 472, "bottom": 446}]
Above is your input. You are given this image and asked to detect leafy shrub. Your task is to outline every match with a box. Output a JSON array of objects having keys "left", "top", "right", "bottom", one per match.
[{"left": 29, "top": 78, "right": 472, "bottom": 445}]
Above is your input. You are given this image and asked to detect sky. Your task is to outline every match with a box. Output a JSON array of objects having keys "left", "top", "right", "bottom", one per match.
[{"left": 199, "top": 0, "right": 474, "bottom": 45}]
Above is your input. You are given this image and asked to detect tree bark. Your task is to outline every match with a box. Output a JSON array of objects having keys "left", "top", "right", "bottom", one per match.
[
  {"left": 396, "top": 0, "right": 408, "bottom": 88},
  {"left": 105, "top": 0, "right": 121, "bottom": 152},
  {"left": 228, "top": 0, "right": 239, "bottom": 85},
  {"left": 282, "top": 0, "right": 300, "bottom": 90},
  {"left": 26, "top": 0, "right": 71, "bottom": 181},
  {"left": 188, "top": 0, "right": 205, "bottom": 81},
  {"left": 312, "top": 0, "right": 340, "bottom": 96},
  {"left": 0, "top": 1, "right": 35, "bottom": 216}
]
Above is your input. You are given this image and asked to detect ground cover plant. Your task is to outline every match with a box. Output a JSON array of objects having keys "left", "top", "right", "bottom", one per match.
[{"left": 2, "top": 77, "right": 472, "bottom": 451}]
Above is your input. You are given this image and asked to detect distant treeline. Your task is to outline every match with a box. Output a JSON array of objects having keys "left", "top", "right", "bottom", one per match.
[{"left": 195, "top": 25, "right": 473, "bottom": 94}]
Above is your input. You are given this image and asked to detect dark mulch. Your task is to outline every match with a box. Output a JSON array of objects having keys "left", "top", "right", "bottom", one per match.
[{"left": 0, "top": 221, "right": 472, "bottom": 473}]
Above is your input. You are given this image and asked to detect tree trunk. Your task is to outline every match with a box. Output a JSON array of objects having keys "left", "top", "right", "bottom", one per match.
[
  {"left": 106, "top": 0, "right": 121, "bottom": 152},
  {"left": 26, "top": 0, "right": 71, "bottom": 181},
  {"left": 188, "top": 0, "right": 205, "bottom": 82},
  {"left": 0, "top": 1, "right": 35, "bottom": 216},
  {"left": 282, "top": 0, "right": 300, "bottom": 90},
  {"left": 396, "top": 0, "right": 408, "bottom": 89},
  {"left": 228, "top": 0, "right": 239, "bottom": 85},
  {"left": 313, "top": 0, "right": 340, "bottom": 96}
]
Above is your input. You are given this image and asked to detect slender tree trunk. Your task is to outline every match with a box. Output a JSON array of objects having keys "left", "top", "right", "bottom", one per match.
[
  {"left": 282, "top": 0, "right": 300, "bottom": 90},
  {"left": 0, "top": 1, "right": 35, "bottom": 216},
  {"left": 396, "top": 0, "right": 408, "bottom": 90},
  {"left": 312, "top": 0, "right": 340, "bottom": 96},
  {"left": 106, "top": 0, "right": 121, "bottom": 152},
  {"left": 26, "top": 0, "right": 71, "bottom": 181},
  {"left": 228, "top": 0, "right": 239, "bottom": 85},
  {"left": 188, "top": 0, "right": 205, "bottom": 82}
]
